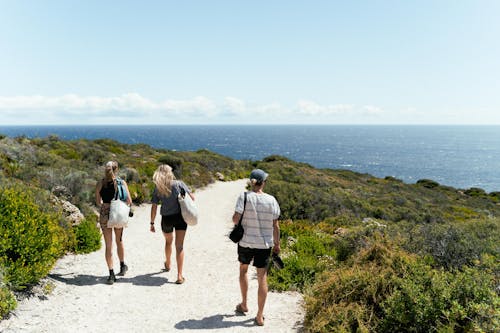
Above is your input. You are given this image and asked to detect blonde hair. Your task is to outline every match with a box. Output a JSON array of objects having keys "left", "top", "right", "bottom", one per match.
[
  {"left": 153, "top": 164, "right": 176, "bottom": 197},
  {"left": 104, "top": 161, "right": 118, "bottom": 181}
]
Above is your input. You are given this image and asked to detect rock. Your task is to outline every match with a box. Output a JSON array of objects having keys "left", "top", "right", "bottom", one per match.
[
  {"left": 215, "top": 172, "right": 225, "bottom": 181},
  {"left": 51, "top": 196, "right": 85, "bottom": 225}
]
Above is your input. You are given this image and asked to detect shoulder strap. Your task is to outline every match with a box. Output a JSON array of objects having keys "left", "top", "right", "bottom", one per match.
[
  {"left": 113, "top": 177, "right": 126, "bottom": 201},
  {"left": 237, "top": 192, "right": 247, "bottom": 226}
]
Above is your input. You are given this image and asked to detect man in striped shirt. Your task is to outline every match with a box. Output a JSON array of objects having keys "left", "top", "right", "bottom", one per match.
[{"left": 232, "top": 169, "right": 281, "bottom": 327}]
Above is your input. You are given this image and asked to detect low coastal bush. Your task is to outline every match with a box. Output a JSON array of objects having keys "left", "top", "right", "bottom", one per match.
[
  {"left": 0, "top": 187, "right": 65, "bottom": 290},
  {"left": 74, "top": 218, "right": 101, "bottom": 254},
  {"left": 395, "top": 217, "right": 500, "bottom": 269},
  {"left": 127, "top": 182, "right": 147, "bottom": 204},
  {"left": 0, "top": 267, "right": 16, "bottom": 319},
  {"left": 304, "top": 241, "right": 500, "bottom": 333},
  {"left": 416, "top": 178, "right": 440, "bottom": 188},
  {"left": 158, "top": 154, "right": 184, "bottom": 178},
  {"left": 269, "top": 220, "right": 380, "bottom": 291},
  {"left": 269, "top": 220, "right": 336, "bottom": 291},
  {"left": 0, "top": 284, "right": 16, "bottom": 319}
]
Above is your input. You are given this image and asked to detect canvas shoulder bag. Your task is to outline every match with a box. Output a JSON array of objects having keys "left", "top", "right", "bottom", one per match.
[
  {"left": 177, "top": 182, "right": 198, "bottom": 226},
  {"left": 108, "top": 178, "right": 130, "bottom": 228}
]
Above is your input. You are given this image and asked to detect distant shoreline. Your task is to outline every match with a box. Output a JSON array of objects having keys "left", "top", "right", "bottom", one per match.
[
  {"left": 1, "top": 126, "right": 500, "bottom": 192},
  {"left": 3, "top": 124, "right": 500, "bottom": 127}
]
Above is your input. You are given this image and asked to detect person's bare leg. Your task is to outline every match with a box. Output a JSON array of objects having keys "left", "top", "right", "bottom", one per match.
[
  {"left": 163, "top": 232, "right": 173, "bottom": 270},
  {"left": 175, "top": 229, "right": 186, "bottom": 281},
  {"left": 256, "top": 267, "right": 268, "bottom": 325},
  {"left": 102, "top": 228, "right": 113, "bottom": 269},
  {"left": 238, "top": 264, "right": 249, "bottom": 312},
  {"left": 114, "top": 228, "right": 124, "bottom": 262}
]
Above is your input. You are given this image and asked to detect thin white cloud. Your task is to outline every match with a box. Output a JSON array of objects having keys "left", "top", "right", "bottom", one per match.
[
  {"left": 0, "top": 93, "right": 389, "bottom": 124},
  {"left": 362, "top": 105, "right": 384, "bottom": 115},
  {"left": 297, "top": 100, "right": 355, "bottom": 116}
]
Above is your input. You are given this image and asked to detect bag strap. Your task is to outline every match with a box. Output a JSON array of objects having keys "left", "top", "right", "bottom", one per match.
[
  {"left": 237, "top": 192, "right": 247, "bottom": 226},
  {"left": 113, "top": 177, "right": 125, "bottom": 201},
  {"left": 175, "top": 181, "right": 186, "bottom": 198}
]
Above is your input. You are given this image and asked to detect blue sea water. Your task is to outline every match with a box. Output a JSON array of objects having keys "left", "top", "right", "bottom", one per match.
[{"left": 1, "top": 125, "right": 500, "bottom": 192}]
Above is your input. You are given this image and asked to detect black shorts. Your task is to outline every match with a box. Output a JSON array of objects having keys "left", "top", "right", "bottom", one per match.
[
  {"left": 238, "top": 245, "right": 272, "bottom": 268},
  {"left": 161, "top": 213, "right": 187, "bottom": 233}
]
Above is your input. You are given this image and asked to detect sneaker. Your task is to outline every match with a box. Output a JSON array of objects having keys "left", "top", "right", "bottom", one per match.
[
  {"left": 106, "top": 274, "right": 116, "bottom": 285},
  {"left": 117, "top": 264, "right": 128, "bottom": 276}
]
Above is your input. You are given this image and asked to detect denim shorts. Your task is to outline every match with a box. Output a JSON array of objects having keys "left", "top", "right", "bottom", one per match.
[{"left": 238, "top": 245, "right": 272, "bottom": 268}]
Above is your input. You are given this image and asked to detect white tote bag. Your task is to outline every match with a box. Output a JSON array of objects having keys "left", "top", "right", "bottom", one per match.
[
  {"left": 178, "top": 193, "right": 198, "bottom": 226},
  {"left": 108, "top": 199, "right": 130, "bottom": 228}
]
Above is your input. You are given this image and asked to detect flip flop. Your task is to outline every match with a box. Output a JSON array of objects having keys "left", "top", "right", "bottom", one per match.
[
  {"left": 272, "top": 253, "right": 285, "bottom": 270},
  {"left": 175, "top": 277, "right": 185, "bottom": 284},
  {"left": 254, "top": 316, "right": 265, "bottom": 326},
  {"left": 235, "top": 303, "right": 248, "bottom": 315}
]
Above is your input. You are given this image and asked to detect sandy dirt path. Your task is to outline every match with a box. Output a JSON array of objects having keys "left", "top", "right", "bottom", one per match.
[{"left": 0, "top": 180, "right": 304, "bottom": 333}]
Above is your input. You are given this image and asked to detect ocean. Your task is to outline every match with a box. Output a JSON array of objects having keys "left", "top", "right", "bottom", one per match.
[{"left": 1, "top": 125, "right": 499, "bottom": 192}]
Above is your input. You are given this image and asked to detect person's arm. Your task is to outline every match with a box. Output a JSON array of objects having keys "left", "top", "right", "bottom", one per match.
[
  {"left": 95, "top": 180, "right": 103, "bottom": 207},
  {"left": 232, "top": 192, "right": 245, "bottom": 225},
  {"left": 272, "top": 219, "right": 280, "bottom": 253},
  {"left": 232, "top": 212, "right": 241, "bottom": 225},
  {"left": 150, "top": 203, "right": 158, "bottom": 233}
]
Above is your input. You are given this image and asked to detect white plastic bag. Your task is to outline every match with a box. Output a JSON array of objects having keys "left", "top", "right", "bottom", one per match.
[{"left": 108, "top": 199, "right": 130, "bottom": 228}]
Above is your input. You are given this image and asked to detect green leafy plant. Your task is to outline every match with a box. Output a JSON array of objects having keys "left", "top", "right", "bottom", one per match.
[
  {"left": 74, "top": 218, "right": 101, "bottom": 254},
  {"left": 304, "top": 240, "right": 500, "bottom": 333},
  {"left": 0, "top": 187, "right": 65, "bottom": 290},
  {"left": 0, "top": 284, "right": 16, "bottom": 319}
]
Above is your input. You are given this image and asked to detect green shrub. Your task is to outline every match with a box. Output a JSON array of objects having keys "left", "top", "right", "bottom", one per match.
[
  {"left": 0, "top": 187, "right": 65, "bottom": 290},
  {"left": 416, "top": 179, "right": 440, "bottom": 188},
  {"left": 269, "top": 220, "right": 338, "bottom": 291},
  {"left": 74, "top": 218, "right": 101, "bottom": 254},
  {"left": 0, "top": 284, "right": 16, "bottom": 319},
  {"left": 127, "top": 182, "right": 146, "bottom": 204},
  {"left": 398, "top": 218, "right": 500, "bottom": 269},
  {"left": 63, "top": 171, "right": 89, "bottom": 201},
  {"left": 380, "top": 266, "right": 499, "bottom": 332},
  {"left": 49, "top": 148, "right": 81, "bottom": 160},
  {"left": 304, "top": 240, "right": 500, "bottom": 333},
  {"left": 489, "top": 191, "right": 500, "bottom": 203},
  {"left": 158, "top": 154, "right": 184, "bottom": 178},
  {"left": 464, "top": 187, "right": 487, "bottom": 198}
]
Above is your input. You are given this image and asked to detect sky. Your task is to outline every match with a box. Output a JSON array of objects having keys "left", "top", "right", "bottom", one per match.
[{"left": 0, "top": 0, "right": 499, "bottom": 125}]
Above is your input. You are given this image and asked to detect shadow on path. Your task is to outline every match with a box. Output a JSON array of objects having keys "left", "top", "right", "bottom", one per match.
[
  {"left": 175, "top": 313, "right": 255, "bottom": 330},
  {"left": 49, "top": 271, "right": 169, "bottom": 287}
]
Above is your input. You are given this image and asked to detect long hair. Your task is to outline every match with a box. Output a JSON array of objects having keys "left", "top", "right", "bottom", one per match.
[
  {"left": 153, "top": 164, "right": 176, "bottom": 197},
  {"left": 104, "top": 161, "right": 118, "bottom": 182}
]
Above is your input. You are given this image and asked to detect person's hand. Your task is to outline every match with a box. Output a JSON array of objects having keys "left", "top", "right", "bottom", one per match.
[
  {"left": 273, "top": 243, "right": 281, "bottom": 254},
  {"left": 150, "top": 224, "right": 155, "bottom": 233}
]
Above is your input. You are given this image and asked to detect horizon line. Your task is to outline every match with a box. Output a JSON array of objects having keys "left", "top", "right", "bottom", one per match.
[{"left": 2, "top": 123, "right": 500, "bottom": 127}]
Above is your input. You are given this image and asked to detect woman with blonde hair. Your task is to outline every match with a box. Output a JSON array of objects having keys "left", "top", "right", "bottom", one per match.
[
  {"left": 95, "top": 161, "right": 132, "bottom": 284},
  {"left": 150, "top": 164, "right": 194, "bottom": 284}
]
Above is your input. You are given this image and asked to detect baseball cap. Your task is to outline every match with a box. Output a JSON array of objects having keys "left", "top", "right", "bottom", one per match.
[{"left": 250, "top": 169, "right": 268, "bottom": 183}]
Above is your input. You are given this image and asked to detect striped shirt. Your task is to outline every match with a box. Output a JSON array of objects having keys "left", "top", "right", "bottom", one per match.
[{"left": 235, "top": 191, "right": 280, "bottom": 249}]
